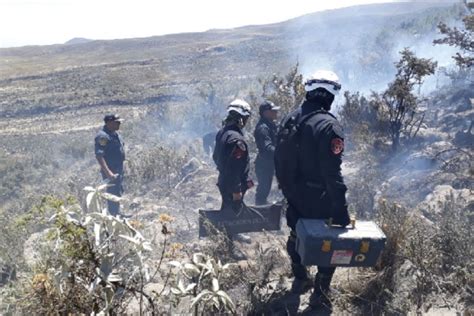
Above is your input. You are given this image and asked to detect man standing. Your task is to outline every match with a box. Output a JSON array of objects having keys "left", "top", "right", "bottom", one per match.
[
  {"left": 212, "top": 99, "right": 254, "bottom": 256},
  {"left": 254, "top": 100, "right": 280, "bottom": 205},
  {"left": 275, "top": 70, "right": 350, "bottom": 310},
  {"left": 95, "top": 114, "right": 125, "bottom": 216}
]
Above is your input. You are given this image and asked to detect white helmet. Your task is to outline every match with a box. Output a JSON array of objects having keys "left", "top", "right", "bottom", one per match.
[
  {"left": 304, "top": 70, "right": 342, "bottom": 96},
  {"left": 227, "top": 99, "right": 252, "bottom": 117}
]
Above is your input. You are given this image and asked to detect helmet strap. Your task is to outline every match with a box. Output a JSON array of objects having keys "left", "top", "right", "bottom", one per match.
[
  {"left": 238, "top": 116, "right": 249, "bottom": 128},
  {"left": 224, "top": 111, "right": 247, "bottom": 128},
  {"left": 306, "top": 88, "right": 334, "bottom": 111}
]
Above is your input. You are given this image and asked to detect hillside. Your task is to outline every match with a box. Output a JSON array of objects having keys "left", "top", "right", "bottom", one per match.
[
  {"left": 0, "top": 2, "right": 463, "bottom": 119},
  {"left": 0, "top": 1, "right": 472, "bottom": 315}
]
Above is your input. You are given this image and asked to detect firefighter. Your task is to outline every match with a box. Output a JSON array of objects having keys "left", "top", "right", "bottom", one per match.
[
  {"left": 212, "top": 99, "right": 254, "bottom": 257},
  {"left": 275, "top": 70, "right": 350, "bottom": 310},
  {"left": 94, "top": 114, "right": 126, "bottom": 216},
  {"left": 254, "top": 100, "right": 280, "bottom": 205}
]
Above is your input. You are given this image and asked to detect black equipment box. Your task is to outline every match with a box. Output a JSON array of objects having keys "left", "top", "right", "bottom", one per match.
[{"left": 199, "top": 203, "right": 282, "bottom": 237}]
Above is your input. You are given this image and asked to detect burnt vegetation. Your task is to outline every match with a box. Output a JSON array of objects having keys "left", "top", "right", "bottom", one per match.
[{"left": 0, "top": 2, "right": 473, "bottom": 315}]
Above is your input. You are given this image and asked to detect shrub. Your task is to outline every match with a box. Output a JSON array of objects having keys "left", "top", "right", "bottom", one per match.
[{"left": 127, "top": 144, "right": 190, "bottom": 196}]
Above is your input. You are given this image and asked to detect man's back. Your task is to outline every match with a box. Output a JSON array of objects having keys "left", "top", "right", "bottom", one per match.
[
  {"left": 213, "top": 125, "right": 246, "bottom": 171},
  {"left": 276, "top": 100, "right": 348, "bottom": 223},
  {"left": 254, "top": 118, "right": 277, "bottom": 161}
]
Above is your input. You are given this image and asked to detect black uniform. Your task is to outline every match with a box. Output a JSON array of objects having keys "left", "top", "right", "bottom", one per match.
[
  {"left": 278, "top": 98, "right": 349, "bottom": 280},
  {"left": 95, "top": 126, "right": 125, "bottom": 215},
  {"left": 254, "top": 117, "right": 278, "bottom": 205},
  {"left": 213, "top": 124, "right": 251, "bottom": 213}
]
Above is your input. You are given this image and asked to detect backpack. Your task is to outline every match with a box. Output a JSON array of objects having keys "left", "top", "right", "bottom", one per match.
[{"left": 274, "top": 110, "right": 324, "bottom": 199}]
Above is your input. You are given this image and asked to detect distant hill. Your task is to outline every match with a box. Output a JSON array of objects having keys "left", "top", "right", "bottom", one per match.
[
  {"left": 64, "top": 37, "right": 93, "bottom": 45},
  {"left": 0, "top": 2, "right": 464, "bottom": 119}
]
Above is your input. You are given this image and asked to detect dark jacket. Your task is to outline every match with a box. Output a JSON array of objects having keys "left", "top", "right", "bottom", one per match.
[
  {"left": 281, "top": 99, "right": 349, "bottom": 224},
  {"left": 213, "top": 124, "right": 250, "bottom": 193},
  {"left": 95, "top": 126, "right": 125, "bottom": 175},
  {"left": 254, "top": 117, "right": 278, "bottom": 162}
]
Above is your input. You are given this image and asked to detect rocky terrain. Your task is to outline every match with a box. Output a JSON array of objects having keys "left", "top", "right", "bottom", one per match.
[{"left": 0, "top": 1, "right": 472, "bottom": 315}]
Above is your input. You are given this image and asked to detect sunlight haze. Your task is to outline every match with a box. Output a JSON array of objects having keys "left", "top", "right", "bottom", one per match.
[{"left": 0, "top": 0, "right": 399, "bottom": 47}]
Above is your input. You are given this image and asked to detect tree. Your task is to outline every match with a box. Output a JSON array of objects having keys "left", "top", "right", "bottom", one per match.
[
  {"left": 380, "top": 48, "right": 437, "bottom": 151},
  {"left": 434, "top": 1, "right": 474, "bottom": 68},
  {"left": 252, "top": 63, "right": 306, "bottom": 115}
]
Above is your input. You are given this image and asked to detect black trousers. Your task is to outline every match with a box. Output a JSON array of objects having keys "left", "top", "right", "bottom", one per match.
[
  {"left": 286, "top": 199, "right": 336, "bottom": 280},
  {"left": 255, "top": 158, "right": 274, "bottom": 205},
  {"left": 218, "top": 185, "right": 246, "bottom": 215}
]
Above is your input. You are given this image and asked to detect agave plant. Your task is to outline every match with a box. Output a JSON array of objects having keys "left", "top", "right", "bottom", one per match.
[
  {"left": 46, "top": 183, "right": 152, "bottom": 315},
  {"left": 168, "top": 253, "right": 236, "bottom": 315}
]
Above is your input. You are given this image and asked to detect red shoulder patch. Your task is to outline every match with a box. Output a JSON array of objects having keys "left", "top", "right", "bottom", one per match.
[
  {"left": 232, "top": 141, "right": 247, "bottom": 159},
  {"left": 232, "top": 147, "right": 245, "bottom": 159},
  {"left": 331, "top": 138, "right": 344, "bottom": 155}
]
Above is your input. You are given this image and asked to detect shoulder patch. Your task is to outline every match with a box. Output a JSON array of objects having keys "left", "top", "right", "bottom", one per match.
[
  {"left": 331, "top": 138, "right": 344, "bottom": 155},
  {"left": 232, "top": 140, "right": 247, "bottom": 159},
  {"left": 98, "top": 137, "right": 108, "bottom": 146}
]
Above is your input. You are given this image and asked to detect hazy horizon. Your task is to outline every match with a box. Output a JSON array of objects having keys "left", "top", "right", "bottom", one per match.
[{"left": 0, "top": 0, "right": 409, "bottom": 48}]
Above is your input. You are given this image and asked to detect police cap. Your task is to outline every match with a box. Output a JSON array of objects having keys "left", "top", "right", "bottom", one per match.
[
  {"left": 259, "top": 100, "right": 280, "bottom": 115},
  {"left": 104, "top": 114, "right": 124, "bottom": 123}
]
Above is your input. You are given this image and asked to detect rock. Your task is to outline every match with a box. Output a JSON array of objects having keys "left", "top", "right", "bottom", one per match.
[{"left": 417, "top": 185, "right": 473, "bottom": 219}]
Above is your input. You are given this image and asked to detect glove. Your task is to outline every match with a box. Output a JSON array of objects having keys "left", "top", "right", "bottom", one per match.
[{"left": 332, "top": 210, "right": 351, "bottom": 227}]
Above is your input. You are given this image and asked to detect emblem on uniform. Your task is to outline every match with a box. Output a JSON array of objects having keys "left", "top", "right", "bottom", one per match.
[
  {"left": 98, "top": 137, "right": 108, "bottom": 146},
  {"left": 232, "top": 141, "right": 247, "bottom": 159},
  {"left": 331, "top": 138, "right": 344, "bottom": 155}
]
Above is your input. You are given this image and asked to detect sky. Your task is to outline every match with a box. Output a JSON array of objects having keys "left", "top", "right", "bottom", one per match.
[{"left": 0, "top": 0, "right": 432, "bottom": 48}]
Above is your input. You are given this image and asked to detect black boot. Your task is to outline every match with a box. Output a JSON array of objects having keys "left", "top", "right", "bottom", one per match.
[
  {"left": 290, "top": 264, "right": 312, "bottom": 294},
  {"left": 308, "top": 272, "right": 333, "bottom": 310}
]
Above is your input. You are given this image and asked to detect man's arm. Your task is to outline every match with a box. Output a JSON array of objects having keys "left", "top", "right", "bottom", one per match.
[
  {"left": 256, "top": 125, "right": 275, "bottom": 159},
  {"left": 222, "top": 140, "right": 249, "bottom": 199},
  {"left": 95, "top": 134, "right": 117, "bottom": 180},
  {"left": 318, "top": 122, "right": 350, "bottom": 226},
  {"left": 96, "top": 156, "right": 117, "bottom": 180}
]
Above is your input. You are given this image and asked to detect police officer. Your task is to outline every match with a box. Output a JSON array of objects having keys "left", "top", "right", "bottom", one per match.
[
  {"left": 95, "top": 114, "right": 125, "bottom": 216},
  {"left": 276, "top": 70, "right": 350, "bottom": 310},
  {"left": 213, "top": 99, "right": 254, "bottom": 214},
  {"left": 212, "top": 99, "right": 254, "bottom": 256},
  {"left": 254, "top": 100, "right": 280, "bottom": 205}
]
